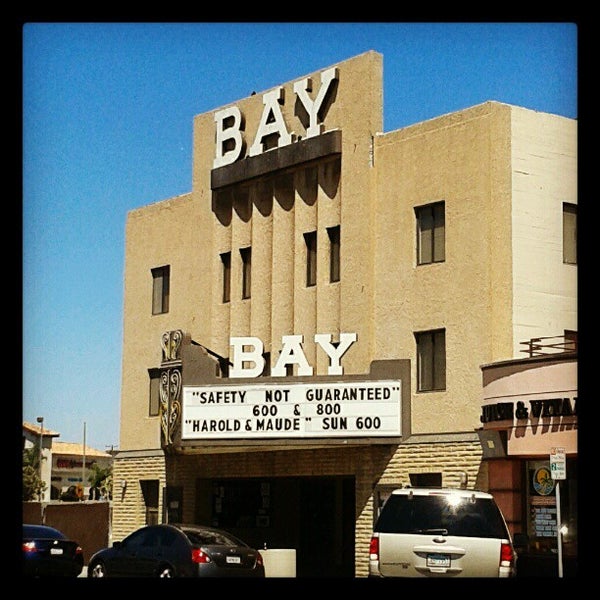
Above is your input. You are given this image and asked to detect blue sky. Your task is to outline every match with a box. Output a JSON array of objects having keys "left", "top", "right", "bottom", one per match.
[{"left": 22, "top": 22, "right": 577, "bottom": 452}]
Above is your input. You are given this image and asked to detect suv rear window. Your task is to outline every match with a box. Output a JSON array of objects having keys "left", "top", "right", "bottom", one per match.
[{"left": 374, "top": 494, "right": 508, "bottom": 538}]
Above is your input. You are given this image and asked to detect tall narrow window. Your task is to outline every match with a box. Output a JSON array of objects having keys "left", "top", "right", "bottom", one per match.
[
  {"left": 305, "top": 231, "right": 317, "bottom": 287},
  {"left": 240, "top": 247, "right": 251, "bottom": 299},
  {"left": 563, "top": 203, "right": 577, "bottom": 265},
  {"left": 221, "top": 251, "right": 231, "bottom": 303},
  {"left": 416, "top": 202, "right": 445, "bottom": 265},
  {"left": 148, "top": 368, "right": 160, "bottom": 417},
  {"left": 328, "top": 225, "right": 340, "bottom": 283},
  {"left": 415, "top": 329, "right": 446, "bottom": 391},
  {"left": 151, "top": 265, "right": 170, "bottom": 315},
  {"left": 140, "top": 479, "right": 159, "bottom": 526}
]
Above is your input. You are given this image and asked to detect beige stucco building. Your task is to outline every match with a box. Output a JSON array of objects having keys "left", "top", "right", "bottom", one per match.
[
  {"left": 112, "top": 51, "right": 577, "bottom": 577},
  {"left": 23, "top": 421, "right": 113, "bottom": 502}
]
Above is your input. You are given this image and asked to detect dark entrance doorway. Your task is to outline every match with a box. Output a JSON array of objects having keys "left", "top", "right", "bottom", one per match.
[
  {"left": 297, "top": 476, "right": 355, "bottom": 577},
  {"left": 195, "top": 475, "right": 355, "bottom": 577}
]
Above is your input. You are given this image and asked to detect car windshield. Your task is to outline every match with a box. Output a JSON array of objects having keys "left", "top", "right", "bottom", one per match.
[{"left": 375, "top": 494, "right": 508, "bottom": 538}]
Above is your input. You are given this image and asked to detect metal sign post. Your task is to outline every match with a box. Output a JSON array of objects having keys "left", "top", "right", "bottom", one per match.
[{"left": 550, "top": 447, "right": 566, "bottom": 578}]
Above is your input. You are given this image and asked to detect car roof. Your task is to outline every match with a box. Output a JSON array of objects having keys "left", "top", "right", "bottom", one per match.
[
  {"left": 169, "top": 523, "right": 226, "bottom": 533},
  {"left": 23, "top": 524, "right": 65, "bottom": 537},
  {"left": 389, "top": 487, "right": 493, "bottom": 499}
]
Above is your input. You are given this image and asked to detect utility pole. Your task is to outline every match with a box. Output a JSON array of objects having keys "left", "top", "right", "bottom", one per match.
[
  {"left": 36, "top": 416, "right": 44, "bottom": 501},
  {"left": 82, "top": 421, "right": 86, "bottom": 500}
]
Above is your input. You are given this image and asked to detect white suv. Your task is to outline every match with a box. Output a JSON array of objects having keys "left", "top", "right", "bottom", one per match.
[{"left": 369, "top": 487, "right": 517, "bottom": 578}]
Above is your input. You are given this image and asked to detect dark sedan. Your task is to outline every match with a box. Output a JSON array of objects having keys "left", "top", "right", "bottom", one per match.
[
  {"left": 23, "top": 524, "right": 84, "bottom": 578},
  {"left": 87, "top": 523, "right": 265, "bottom": 578}
]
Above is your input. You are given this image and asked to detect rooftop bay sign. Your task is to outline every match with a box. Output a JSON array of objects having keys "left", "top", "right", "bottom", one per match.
[{"left": 213, "top": 66, "right": 338, "bottom": 168}]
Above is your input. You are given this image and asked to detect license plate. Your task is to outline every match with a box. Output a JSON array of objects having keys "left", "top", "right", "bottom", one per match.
[
  {"left": 226, "top": 556, "right": 241, "bottom": 564},
  {"left": 426, "top": 553, "right": 450, "bottom": 567},
  {"left": 50, "top": 548, "right": 64, "bottom": 555}
]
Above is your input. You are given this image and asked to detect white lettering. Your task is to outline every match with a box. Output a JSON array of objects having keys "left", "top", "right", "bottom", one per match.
[
  {"left": 314, "top": 332, "right": 357, "bottom": 375},
  {"left": 229, "top": 332, "right": 357, "bottom": 378},
  {"left": 272, "top": 334, "right": 313, "bottom": 377},
  {"left": 249, "top": 87, "right": 292, "bottom": 157},
  {"left": 293, "top": 67, "right": 338, "bottom": 139},
  {"left": 229, "top": 336, "right": 265, "bottom": 378},
  {"left": 213, "top": 67, "right": 340, "bottom": 166},
  {"left": 213, "top": 106, "right": 244, "bottom": 168}
]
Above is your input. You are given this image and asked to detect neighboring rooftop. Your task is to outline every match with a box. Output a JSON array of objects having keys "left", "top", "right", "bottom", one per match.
[{"left": 22, "top": 422, "right": 112, "bottom": 456}]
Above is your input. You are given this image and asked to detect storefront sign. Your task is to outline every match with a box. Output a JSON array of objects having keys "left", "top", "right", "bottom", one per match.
[
  {"left": 532, "top": 466, "right": 555, "bottom": 496},
  {"left": 55, "top": 458, "right": 97, "bottom": 469},
  {"left": 550, "top": 447, "right": 567, "bottom": 480},
  {"left": 181, "top": 380, "right": 401, "bottom": 440},
  {"left": 213, "top": 67, "right": 338, "bottom": 168},
  {"left": 480, "top": 397, "right": 577, "bottom": 423}
]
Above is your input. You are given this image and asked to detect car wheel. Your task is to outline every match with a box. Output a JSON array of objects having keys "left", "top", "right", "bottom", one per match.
[
  {"left": 158, "top": 565, "right": 175, "bottom": 578},
  {"left": 89, "top": 561, "right": 107, "bottom": 578}
]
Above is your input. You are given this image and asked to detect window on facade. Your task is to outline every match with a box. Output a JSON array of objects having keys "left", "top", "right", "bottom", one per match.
[
  {"left": 415, "top": 329, "right": 446, "bottom": 391},
  {"left": 140, "top": 479, "right": 160, "bottom": 526},
  {"left": 416, "top": 202, "right": 445, "bottom": 265},
  {"left": 328, "top": 225, "right": 340, "bottom": 283},
  {"left": 221, "top": 251, "right": 231, "bottom": 303},
  {"left": 148, "top": 368, "right": 160, "bottom": 417},
  {"left": 564, "top": 330, "right": 577, "bottom": 352},
  {"left": 563, "top": 203, "right": 577, "bottom": 265},
  {"left": 240, "top": 247, "right": 251, "bottom": 299},
  {"left": 305, "top": 231, "right": 317, "bottom": 287},
  {"left": 409, "top": 472, "right": 442, "bottom": 487},
  {"left": 151, "top": 265, "right": 170, "bottom": 314}
]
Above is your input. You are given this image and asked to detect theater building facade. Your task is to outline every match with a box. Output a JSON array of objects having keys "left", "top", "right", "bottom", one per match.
[{"left": 112, "top": 51, "right": 577, "bottom": 577}]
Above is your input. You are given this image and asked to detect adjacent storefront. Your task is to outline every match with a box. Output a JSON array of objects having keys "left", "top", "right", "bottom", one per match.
[{"left": 478, "top": 337, "right": 577, "bottom": 576}]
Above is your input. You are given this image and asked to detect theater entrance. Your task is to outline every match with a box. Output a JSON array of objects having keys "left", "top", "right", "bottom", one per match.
[{"left": 195, "top": 475, "right": 356, "bottom": 577}]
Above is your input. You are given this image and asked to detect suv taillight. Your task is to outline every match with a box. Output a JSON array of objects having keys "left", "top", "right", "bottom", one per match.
[
  {"left": 369, "top": 534, "right": 380, "bottom": 560},
  {"left": 500, "top": 542, "right": 515, "bottom": 567}
]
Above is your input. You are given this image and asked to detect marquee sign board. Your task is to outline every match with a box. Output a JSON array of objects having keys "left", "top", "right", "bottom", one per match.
[{"left": 182, "top": 380, "right": 401, "bottom": 440}]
